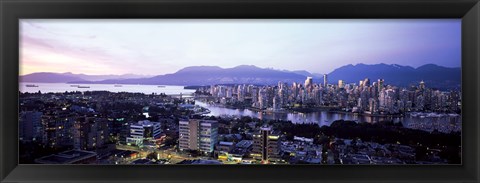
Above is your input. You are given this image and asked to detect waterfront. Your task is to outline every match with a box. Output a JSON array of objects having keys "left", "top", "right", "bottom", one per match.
[
  {"left": 20, "top": 82, "right": 195, "bottom": 95},
  {"left": 194, "top": 100, "right": 461, "bottom": 132},
  {"left": 19, "top": 82, "right": 461, "bottom": 133}
]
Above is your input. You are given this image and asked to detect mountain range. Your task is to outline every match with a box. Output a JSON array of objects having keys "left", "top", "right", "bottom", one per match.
[
  {"left": 327, "top": 63, "right": 460, "bottom": 90},
  {"left": 20, "top": 63, "right": 461, "bottom": 90},
  {"left": 20, "top": 72, "right": 151, "bottom": 83},
  {"left": 67, "top": 65, "right": 308, "bottom": 86}
]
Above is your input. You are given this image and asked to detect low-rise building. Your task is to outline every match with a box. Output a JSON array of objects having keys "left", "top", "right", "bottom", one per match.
[
  {"left": 177, "top": 159, "right": 223, "bottom": 164},
  {"left": 35, "top": 150, "right": 97, "bottom": 164},
  {"left": 216, "top": 141, "right": 235, "bottom": 153},
  {"left": 126, "top": 120, "right": 162, "bottom": 146}
]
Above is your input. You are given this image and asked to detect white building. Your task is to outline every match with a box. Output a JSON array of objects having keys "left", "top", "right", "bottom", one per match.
[{"left": 126, "top": 120, "right": 162, "bottom": 146}]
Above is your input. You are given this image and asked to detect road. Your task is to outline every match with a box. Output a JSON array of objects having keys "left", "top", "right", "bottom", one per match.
[{"left": 115, "top": 144, "right": 196, "bottom": 164}]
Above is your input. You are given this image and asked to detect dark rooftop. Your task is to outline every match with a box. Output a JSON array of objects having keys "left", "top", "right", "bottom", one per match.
[{"left": 35, "top": 150, "right": 97, "bottom": 164}]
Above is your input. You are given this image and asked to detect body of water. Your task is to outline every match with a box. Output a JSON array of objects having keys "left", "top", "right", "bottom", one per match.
[
  {"left": 20, "top": 82, "right": 195, "bottom": 95},
  {"left": 195, "top": 100, "right": 461, "bottom": 132},
  {"left": 19, "top": 82, "right": 461, "bottom": 132}
]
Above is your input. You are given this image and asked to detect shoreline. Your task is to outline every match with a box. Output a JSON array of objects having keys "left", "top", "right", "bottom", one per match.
[
  {"left": 195, "top": 99, "right": 408, "bottom": 118},
  {"left": 19, "top": 82, "right": 195, "bottom": 96},
  {"left": 194, "top": 99, "right": 460, "bottom": 119}
]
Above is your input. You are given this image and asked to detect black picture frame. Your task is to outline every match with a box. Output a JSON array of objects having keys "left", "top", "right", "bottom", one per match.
[{"left": 1, "top": 0, "right": 479, "bottom": 182}]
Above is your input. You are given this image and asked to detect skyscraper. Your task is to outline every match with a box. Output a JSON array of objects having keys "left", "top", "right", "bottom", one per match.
[
  {"left": 377, "top": 79, "right": 385, "bottom": 91},
  {"left": 304, "top": 77, "right": 313, "bottom": 89},
  {"left": 338, "top": 80, "right": 344, "bottom": 88},
  {"left": 179, "top": 119, "right": 218, "bottom": 153},
  {"left": 419, "top": 80, "right": 426, "bottom": 90},
  {"left": 323, "top": 74, "right": 328, "bottom": 87},
  {"left": 363, "top": 78, "right": 370, "bottom": 87}
]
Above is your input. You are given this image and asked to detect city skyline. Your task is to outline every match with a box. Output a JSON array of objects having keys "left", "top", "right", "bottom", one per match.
[
  {"left": 21, "top": 19, "right": 461, "bottom": 76},
  {"left": 20, "top": 79, "right": 462, "bottom": 165}
]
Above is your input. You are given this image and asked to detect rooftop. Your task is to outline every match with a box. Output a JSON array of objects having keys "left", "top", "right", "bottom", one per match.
[
  {"left": 236, "top": 140, "right": 254, "bottom": 148},
  {"left": 260, "top": 126, "right": 272, "bottom": 131},
  {"left": 35, "top": 150, "right": 97, "bottom": 164},
  {"left": 177, "top": 159, "right": 223, "bottom": 165},
  {"left": 132, "top": 120, "right": 160, "bottom": 127},
  {"left": 131, "top": 159, "right": 155, "bottom": 164},
  {"left": 219, "top": 141, "right": 234, "bottom": 146}
]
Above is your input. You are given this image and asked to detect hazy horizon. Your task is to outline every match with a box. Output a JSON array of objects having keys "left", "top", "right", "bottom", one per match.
[{"left": 20, "top": 19, "right": 461, "bottom": 76}]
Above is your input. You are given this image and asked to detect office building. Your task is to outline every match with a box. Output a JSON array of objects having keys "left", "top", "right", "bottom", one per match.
[
  {"left": 126, "top": 120, "right": 162, "bottom": 146},
  {"left": 179, "top": 119, "right": 218, "bottom": 153},
  {"left": 251, "top": 126, "right": 281, "bottom": 163}
]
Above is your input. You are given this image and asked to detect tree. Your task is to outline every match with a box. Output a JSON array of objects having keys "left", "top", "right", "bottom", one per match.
[{"left": 146, "top": 152, "right": 158, "bottom": 160}]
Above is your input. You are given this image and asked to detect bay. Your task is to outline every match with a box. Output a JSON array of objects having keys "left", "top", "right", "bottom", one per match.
[{"left": 19, "top": 82, "right": 195, "bottom": 95}]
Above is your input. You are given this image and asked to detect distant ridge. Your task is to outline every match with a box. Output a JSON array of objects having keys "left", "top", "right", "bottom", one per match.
[
  {"left": 20, "top": 72, "right": 151, "bottom": 83},
  {"left": 22, "top": 63, "right": 461, "bottom": 90},
  {"left": 327, "top": 63, "right": 460, "bottom": 90},
  {"left": 20, "top": 72, "right": 87, "bottom": 83},
  {"left": 61, "top": 72, "right": 151, "bottom": 81},
  {"left": 71, "top": 65, "right": 308, "bottom": 86}
]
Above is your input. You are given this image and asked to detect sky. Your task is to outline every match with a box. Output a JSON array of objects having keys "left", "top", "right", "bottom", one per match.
[{"left": 20, "top": 19, "right": 461, "bottom": 76}]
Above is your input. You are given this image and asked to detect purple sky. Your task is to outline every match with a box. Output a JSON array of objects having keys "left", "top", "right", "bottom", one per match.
[{"left": 20, "top": 19, "right": 461, "bottom": 76}]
